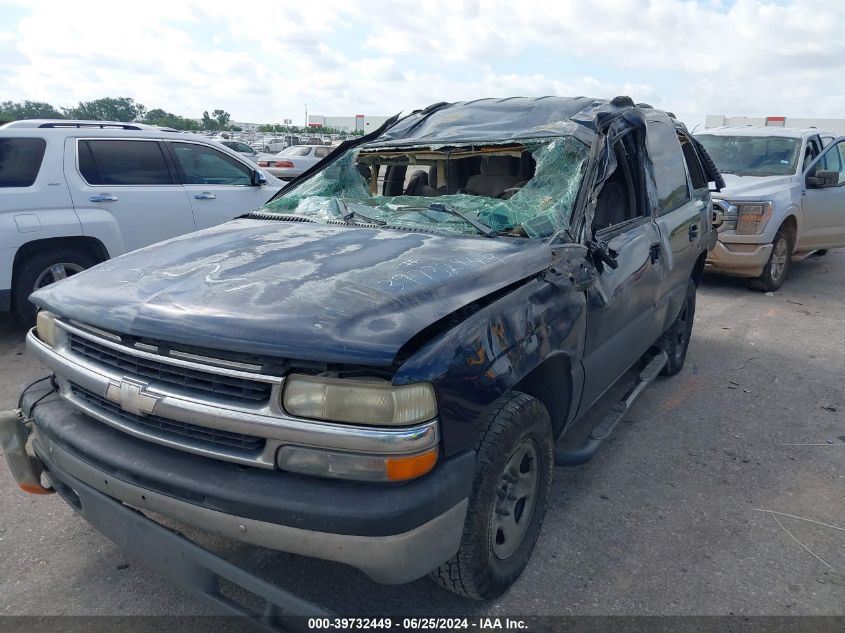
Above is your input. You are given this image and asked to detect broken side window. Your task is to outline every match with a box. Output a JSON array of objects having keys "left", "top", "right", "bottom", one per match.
[{"left": 262, "top": 137, "right": 589, "bottom": 239}]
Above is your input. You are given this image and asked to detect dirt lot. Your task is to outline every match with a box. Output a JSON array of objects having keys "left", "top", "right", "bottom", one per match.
[{"left": 1, "top": 251, "right": 843, "bottom": 618}]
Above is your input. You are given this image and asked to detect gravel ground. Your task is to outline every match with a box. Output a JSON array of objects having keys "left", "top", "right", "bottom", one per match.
[{"left": 0, "top": 250, "right": 843, "bottom": 619}]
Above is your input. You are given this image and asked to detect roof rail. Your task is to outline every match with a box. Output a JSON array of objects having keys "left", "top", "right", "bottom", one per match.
[{"left": 37, "top": 121, "right": 144, "bottom": 130}]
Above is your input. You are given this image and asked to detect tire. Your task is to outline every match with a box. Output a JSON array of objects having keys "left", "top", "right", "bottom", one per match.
[
  {"left": 12, "top": 248, "right": 96, "bottom": 325},
  {"left": 814, "top": 249, "right": 828, "bottom": 256},
  {"left": 749, "top": 225, "right": 793, "bottom": 292},
  {"left": 656, "top": 279, "right": 696, "bottom": 377},
  {"left": 430, "top": 391, "right": 553, "bottom": 600}
]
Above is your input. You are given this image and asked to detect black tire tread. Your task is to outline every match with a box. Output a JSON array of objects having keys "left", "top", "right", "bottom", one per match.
[
  {"left": 430, "top": 392, "right": 552, "bottom": 599},
  {"left": 656, "top": 279, "right": 697, "bottom": 376},
  {"left": 749, "top": 224, "right": 793, "bottom": 292}
]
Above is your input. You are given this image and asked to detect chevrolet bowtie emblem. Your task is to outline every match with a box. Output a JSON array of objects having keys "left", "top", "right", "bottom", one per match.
[{"left": 105, "top": 379, "right": 160, "bottom": 416}]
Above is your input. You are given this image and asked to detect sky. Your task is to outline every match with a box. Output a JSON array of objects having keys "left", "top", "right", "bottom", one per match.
[{"left": 1, "top": 0, "right": 844, "bottom": 130}]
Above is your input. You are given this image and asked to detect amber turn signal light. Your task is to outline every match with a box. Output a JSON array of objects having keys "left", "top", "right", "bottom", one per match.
[{"left": 385, "top": 448, "right": 438, "bottom": 482}]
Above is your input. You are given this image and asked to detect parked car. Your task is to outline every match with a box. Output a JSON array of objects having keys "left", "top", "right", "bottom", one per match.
[
  {"left": 695, "top": 127, "right": 845, "bottom": 290},
  {"left": 3, "top": 97, "right": 720, "bottom": 614},
  {"left": 0, "top": 119, "right": 283, "bottom": 323},
  {"left": 261, "top": 137, "right": 289, "bottom": 153},
  {"left": 256, "top": 144, "right": 333, "bottom": 179},
  {"left": 218, "top": 140, "right": 262, "bottom": 162}
]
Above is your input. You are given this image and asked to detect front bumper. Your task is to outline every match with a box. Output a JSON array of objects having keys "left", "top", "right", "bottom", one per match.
[
  {"left": 3, "top": 389, "right": 473, "bottom": 585},
  {"left": 705, "top": 239, "right": 772, "bottom": 277}
]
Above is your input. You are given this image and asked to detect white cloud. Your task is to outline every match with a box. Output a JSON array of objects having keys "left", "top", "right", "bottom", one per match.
[{"left": 1, "top": 0, "right": 844, "bottom": 128}]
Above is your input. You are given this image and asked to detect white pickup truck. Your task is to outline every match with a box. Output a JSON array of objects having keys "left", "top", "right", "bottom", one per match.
[
  {"left": 695, "top": 127, "right": 845, "bottom": 290},
  {"left": 0, "top": 120, "right": 282, "bottom": 322}
]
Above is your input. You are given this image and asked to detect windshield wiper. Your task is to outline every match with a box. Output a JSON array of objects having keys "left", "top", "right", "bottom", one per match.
[
  {"left": 335, "top": 198, "right": 386, "bottom": 226},
  {"left": 427, "top": 202, "right": 495, "bottom": 237}
]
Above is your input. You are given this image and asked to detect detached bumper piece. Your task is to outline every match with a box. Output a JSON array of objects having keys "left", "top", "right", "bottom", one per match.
[{"left": 0, "top": 408, "right": 52, "bottom": 494}]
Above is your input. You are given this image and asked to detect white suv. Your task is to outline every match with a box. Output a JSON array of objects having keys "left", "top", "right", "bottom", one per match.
[{"left": 0, "top": 120, "right": 283, "bottom": 322}]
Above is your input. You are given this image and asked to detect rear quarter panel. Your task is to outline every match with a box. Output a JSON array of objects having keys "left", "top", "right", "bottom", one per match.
[{"left": 0, "top": 132, "right": 80, "bottom": 292}]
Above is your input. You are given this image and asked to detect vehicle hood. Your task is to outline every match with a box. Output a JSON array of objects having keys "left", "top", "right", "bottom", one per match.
[
  {"left": 715, "top": 173, "right": 794, "bottom": 200},
  {"left": 32, "top": 219, "right": 552, "bottom": 367}
]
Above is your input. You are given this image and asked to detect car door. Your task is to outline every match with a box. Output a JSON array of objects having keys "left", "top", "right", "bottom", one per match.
[
  {"left": 580, "top": 132, "right": 665, "bottom": 411},
  {"left": 66, "top": 138, "right": 196, "bottom": 253},
  {"left": 166, "top": 140, "right": 274, "bottom": 230},
  {"left": 650, "top": 121, "right": 710, "bottom": 326},
  {"left": 801, "top": 137, "right": 845, "bottom": 249},
  {"left": 297, "top": 146, "right": 331, "bottom": 174}
]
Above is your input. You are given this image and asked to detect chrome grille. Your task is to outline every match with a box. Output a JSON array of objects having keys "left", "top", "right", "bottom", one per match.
[
  {"left": 68, "top": 333, "right": 272, "bottom": 404},
  {"left": 70, "top": 384, "right": 266, "bottom": 454}
]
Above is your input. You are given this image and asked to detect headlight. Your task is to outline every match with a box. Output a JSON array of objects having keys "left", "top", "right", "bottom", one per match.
[
  {"left": 733, "top": 201, "right": 773, "bottom": 235},
  {"left": 35, "top": 310, "right": 57, "bottom": 347},
  {"left": 282, "top": 374, "right": 437, "bottom": 426}
]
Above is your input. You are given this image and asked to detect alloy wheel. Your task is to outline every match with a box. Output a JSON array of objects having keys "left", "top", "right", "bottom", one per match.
[
  {"left": 770, "top": 236, "right": 789, "bottom": 283},
  {"left": 33, "top": 262, "right": 85, "bottom": 290}
]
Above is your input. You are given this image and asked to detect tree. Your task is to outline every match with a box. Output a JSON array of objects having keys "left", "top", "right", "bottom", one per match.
[
  {"left": 63, "top": 97, "right": 145, "bottom": 122},
  {"left": 201, "top": 110, "right": 214, "bottom": 130},
  {"left": 0, "top": 100, "right": 64, "bottom": 121},
  {"left": 143, "top": 108, "right": 201, "bottom": 131},
  {"left": 212, "top": 109, "right": 230, "bottom": 128}
]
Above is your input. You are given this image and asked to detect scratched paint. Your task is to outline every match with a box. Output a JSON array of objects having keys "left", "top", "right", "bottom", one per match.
[{"left": 376, "top": 254, "right": 506, "bottom": 293}]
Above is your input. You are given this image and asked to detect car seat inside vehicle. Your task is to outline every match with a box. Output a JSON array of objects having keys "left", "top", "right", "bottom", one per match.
[
  {"left": 357, "top": 145, "right": 538, "bottom": 199},
  {"left": 593, "top": 142, "right": 638, "bottom": 232},
  {"left": 404, "top": 170, "right": 429, "bottom": 195},
  {"left": 465, "top": 156, "right": 524, "bottom": 198}
]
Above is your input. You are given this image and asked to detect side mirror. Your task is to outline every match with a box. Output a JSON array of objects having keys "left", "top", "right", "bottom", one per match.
[
  {"left": 548, "top": 244, "right": 598, "bottom": 292},
  {"left": 807, "top": 169, "right": 839, "bottom": 188},
  {"left": 252, "top": 169, "right": 268, "bottom": 186}
]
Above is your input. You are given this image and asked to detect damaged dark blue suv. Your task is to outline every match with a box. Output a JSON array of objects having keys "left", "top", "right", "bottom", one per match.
[{"left": 3, "top": 96, "right": 722, "bottom": 608}]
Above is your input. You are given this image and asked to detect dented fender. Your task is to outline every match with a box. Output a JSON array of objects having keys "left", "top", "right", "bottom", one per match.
[{"left": 393, "top": 270, "right": 587, "bottom": 456}]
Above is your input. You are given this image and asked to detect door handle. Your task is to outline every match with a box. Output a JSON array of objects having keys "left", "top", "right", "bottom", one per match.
[
  {"left": 194, "top": 192, "right": 216, "bottom": 200},
  {"left": 89, "top": 193, "right": 118, "bottom": 202},
  {"left": 649, "top": 243, "right": 660, "bottom": 264},
  {"left": 689, "top": 223, "right": 699, "bottom": 242}
]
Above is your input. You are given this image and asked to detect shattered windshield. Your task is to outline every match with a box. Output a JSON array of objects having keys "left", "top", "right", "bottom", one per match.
[
  {"left": 261, "top": 138, "right": 589, "bottom": 239},
  {"left": 695, "top": 134, "right": 801, "bottom": 177}
]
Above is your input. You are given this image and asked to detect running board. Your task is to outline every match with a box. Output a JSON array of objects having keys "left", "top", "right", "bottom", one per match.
[{"left": 555, "top": 347, "right": 668, "bottom": 467}]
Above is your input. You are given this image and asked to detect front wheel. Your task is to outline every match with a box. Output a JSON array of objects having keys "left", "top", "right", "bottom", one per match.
[
  {"left": 656, "top": 279, "right": 697, "bottom": 376},
  {"left": 749, "top": 225, "right": 793, "bottom": 292},
  {"left": 13, "top": 249, "right": 95, "bottom": 325},
  {"left": 430, "top": 392, "right": 553, "bottom": 600}
]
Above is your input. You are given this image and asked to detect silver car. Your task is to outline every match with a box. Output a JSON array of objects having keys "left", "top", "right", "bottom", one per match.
[
  {"left": 261, "top": 137, "right": 288, "bottom": 153},
  {"left": 257, "top": 144, "right": 333, "bottom": 180},
  {"left": 219, "top": 140, "right": 263, "bottom": 162}
]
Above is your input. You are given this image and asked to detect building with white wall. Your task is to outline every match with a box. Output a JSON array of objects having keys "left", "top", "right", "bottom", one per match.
[{"left": 307, "top": 114, "right": 391, "bottom": 132}]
